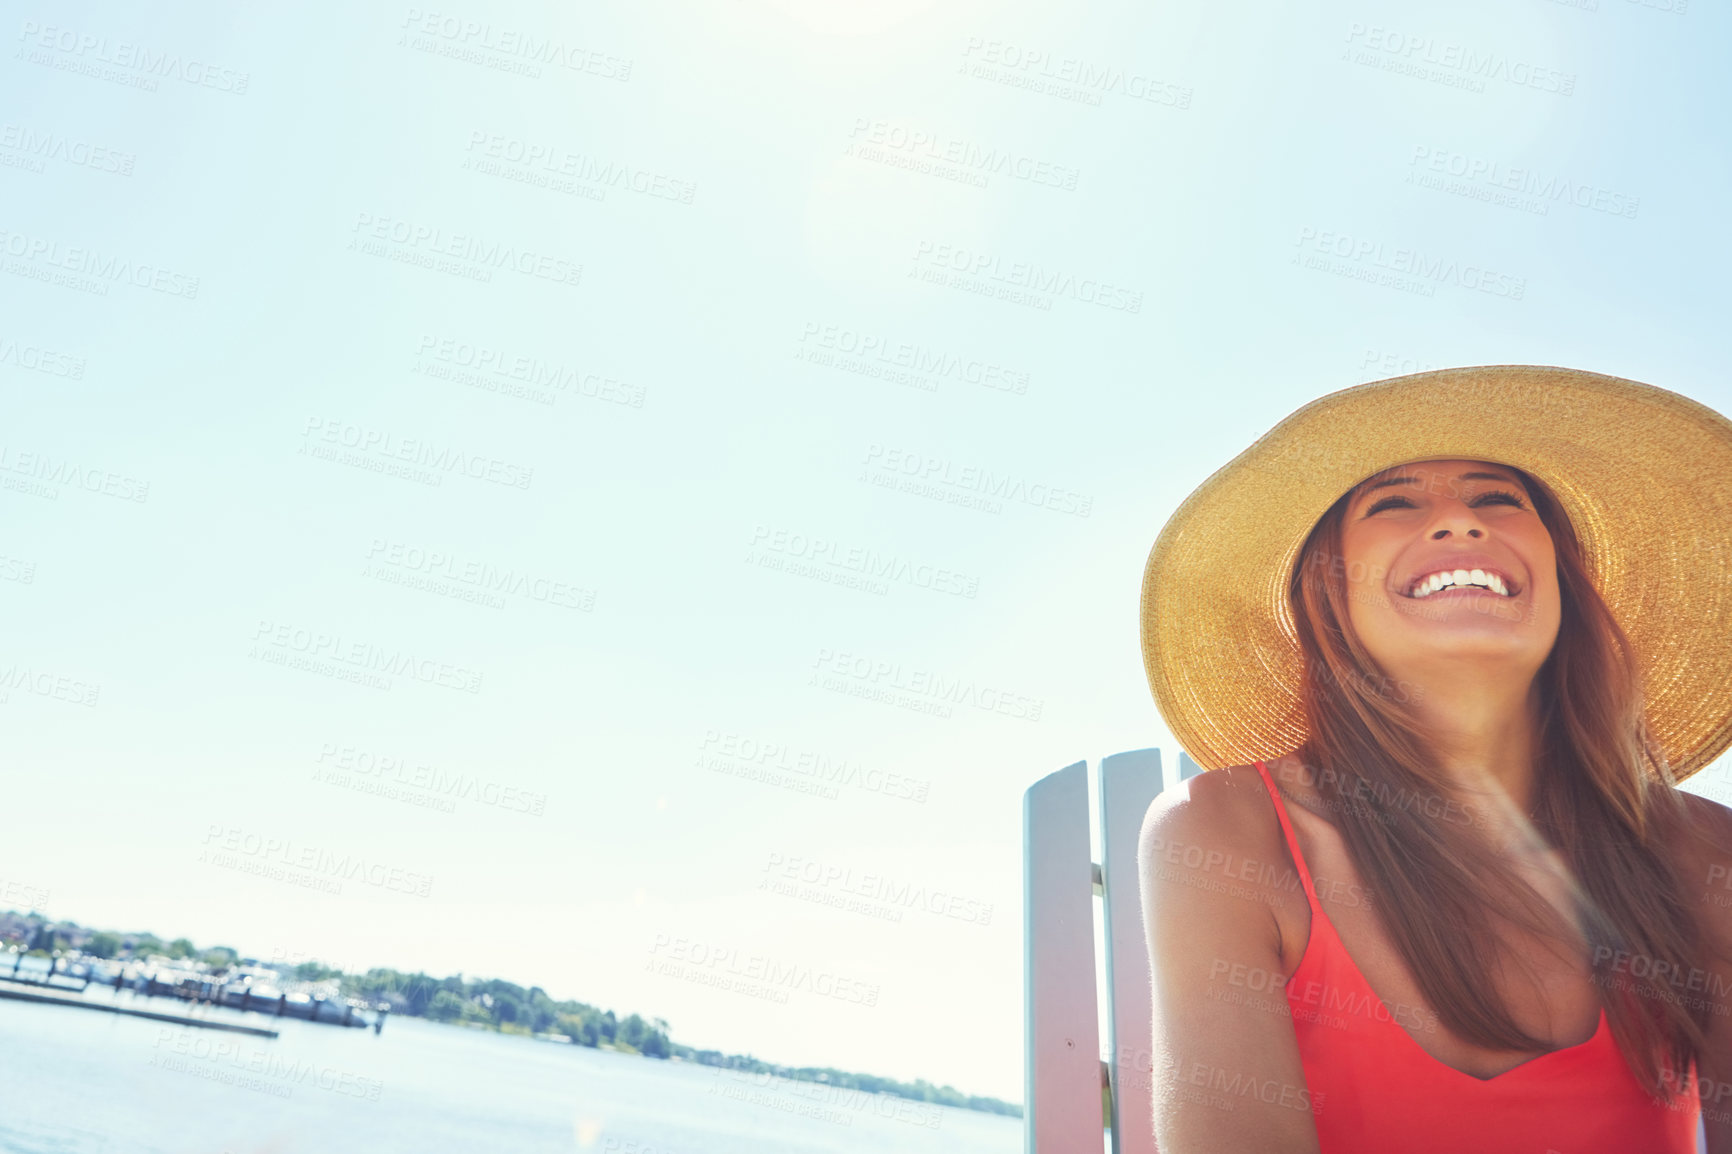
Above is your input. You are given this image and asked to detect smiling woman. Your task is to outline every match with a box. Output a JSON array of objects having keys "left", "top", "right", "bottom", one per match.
[{"left": 1134, "top": 367, "right": 1732, "bottom": 1154}]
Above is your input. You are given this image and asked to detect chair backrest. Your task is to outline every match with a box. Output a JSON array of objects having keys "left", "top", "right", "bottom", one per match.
[{"left": 1022, "top": 748, "right": 1201, "bottom": 1154}]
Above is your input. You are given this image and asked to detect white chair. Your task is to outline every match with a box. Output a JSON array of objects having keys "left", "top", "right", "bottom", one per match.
[{"left": 1022, "top": 747, "right": 1200, "bottom": 1153}]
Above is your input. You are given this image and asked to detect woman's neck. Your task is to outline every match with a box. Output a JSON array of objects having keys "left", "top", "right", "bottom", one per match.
[{"left": 1404, "top": 670, "right": 1544, "bottom": 816}]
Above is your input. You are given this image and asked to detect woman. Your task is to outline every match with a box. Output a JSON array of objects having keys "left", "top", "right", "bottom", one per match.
[{"left": 1136, "top": 366, "right": 1732, "bottom": 1153}]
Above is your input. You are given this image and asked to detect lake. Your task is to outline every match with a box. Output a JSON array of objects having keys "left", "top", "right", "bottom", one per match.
[{"left": 0, "top": 993, "right": 1021, "bottom": 1154}]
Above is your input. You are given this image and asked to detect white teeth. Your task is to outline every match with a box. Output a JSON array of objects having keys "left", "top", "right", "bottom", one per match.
[{"left": 1408, "top": 567, "right": 1513, "bottom": 599}]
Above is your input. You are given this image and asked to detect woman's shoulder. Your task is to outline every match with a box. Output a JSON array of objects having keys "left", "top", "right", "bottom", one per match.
[
  {"left": 1677, "top": 784, "right": 1732, "bottom": 826},
  {"left": 1671, "top": 787, "right": 1732, "bottom": 881},
  {"left": 1138, "top": 761, "right": 1301, "bottom": 979},
  {"left": 1137, "top": 759, "right": 1291, "bottom": 884},
  {"left": 1666, "top": 789, "right": 1732, "bottom": 956}
]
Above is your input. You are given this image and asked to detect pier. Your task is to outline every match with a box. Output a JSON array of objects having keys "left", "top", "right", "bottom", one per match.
[
  {"left": 0, "top": 980, "right": 282, "bottom": 1038},
  {"left": 0, "top": 951, "right": 388, "bottom": 1036}
]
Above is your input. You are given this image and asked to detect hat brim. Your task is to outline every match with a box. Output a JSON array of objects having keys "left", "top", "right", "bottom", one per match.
[{"left": 1140, "top": 365, "right": 1732, "bottom": 782}]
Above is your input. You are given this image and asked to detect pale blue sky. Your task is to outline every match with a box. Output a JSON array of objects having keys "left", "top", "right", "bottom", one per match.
[{"left": 2, "top": 0, "right": 1728, "bottom": 1105}]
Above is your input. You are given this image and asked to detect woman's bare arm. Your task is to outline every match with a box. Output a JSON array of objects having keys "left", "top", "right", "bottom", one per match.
[{"left": 1138, "top": 767, "right": 1323, "bottom": 1154}]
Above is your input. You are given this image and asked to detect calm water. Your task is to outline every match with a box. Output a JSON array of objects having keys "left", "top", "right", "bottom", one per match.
[{"left": 0, "top": 993, "right": 1020, "bottom": 1154}]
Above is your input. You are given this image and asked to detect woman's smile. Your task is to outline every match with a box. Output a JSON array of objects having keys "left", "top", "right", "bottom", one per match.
[{"left": 1401, "top": 563, "right": 1520, "bottom": 600}]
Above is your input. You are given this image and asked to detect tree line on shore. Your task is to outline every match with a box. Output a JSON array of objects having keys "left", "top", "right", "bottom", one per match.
[
  {"left": 325, "top": 965, "right": 1017, "bottom": 1116},
  {"left": 1, "top": 911, "right": 1020, "bottom": 1118}
]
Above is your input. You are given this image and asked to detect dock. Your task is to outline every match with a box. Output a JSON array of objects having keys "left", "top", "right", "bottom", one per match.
[
  {"left": 0, "top": 980, "right": 281, "bottom": 1038},
  {"left": 1, "top": 952, "right": 388, "bottom": 1035}
]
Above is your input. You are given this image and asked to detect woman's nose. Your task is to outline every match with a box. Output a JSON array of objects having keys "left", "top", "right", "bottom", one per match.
[{"left": 1427, "top": 503, "right": 1488, "bottom": 539}]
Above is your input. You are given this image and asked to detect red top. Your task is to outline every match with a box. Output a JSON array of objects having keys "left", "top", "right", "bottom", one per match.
[{"left": 1253, "top": 760, "right": 1700, "bottom": 1153}]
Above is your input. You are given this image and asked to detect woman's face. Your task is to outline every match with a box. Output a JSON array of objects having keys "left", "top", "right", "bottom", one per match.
[{"left": 1334, "top": 458, "right": 1561, "bottom": 679}]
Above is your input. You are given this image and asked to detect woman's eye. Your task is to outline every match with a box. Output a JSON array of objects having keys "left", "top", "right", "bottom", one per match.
[
  {"left": 1365, "top": 496, "right": 1416, "bottom": 515},
  {"left": 1472, "top": 489, "right": 1526, "bottom": 508}
]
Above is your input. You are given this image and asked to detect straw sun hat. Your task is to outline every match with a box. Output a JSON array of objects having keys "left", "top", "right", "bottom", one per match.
[{"left": 1139, "top": 365, "right": 1732, "bottom": 783}]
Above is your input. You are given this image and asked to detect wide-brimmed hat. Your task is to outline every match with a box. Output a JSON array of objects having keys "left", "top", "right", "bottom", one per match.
[{"left": 1139, "top": 365, "right": 1732, "bottom": 782}]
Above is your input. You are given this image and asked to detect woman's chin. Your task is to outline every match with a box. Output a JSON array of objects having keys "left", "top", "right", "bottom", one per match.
[
  {"left": 1379, "top": 619, "right": 1554, "bottom": 668},
  {"left": 1354, "top": 598, "right": 1555, "bottom": 662}
]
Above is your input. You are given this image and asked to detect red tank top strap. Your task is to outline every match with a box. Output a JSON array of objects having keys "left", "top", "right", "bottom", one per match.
[{"left": 1253, "top": 759, "right": 1323, "bottom": 915}]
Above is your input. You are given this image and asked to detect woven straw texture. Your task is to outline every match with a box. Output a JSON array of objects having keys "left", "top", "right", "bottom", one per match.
[{"left": 1140, "top": 365, "right": 1732, "bottom": 783}]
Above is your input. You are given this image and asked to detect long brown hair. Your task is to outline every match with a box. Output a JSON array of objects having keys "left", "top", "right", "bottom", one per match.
[{"left": 1286, "top": 462, "right": 1712, "bottom": 1098}]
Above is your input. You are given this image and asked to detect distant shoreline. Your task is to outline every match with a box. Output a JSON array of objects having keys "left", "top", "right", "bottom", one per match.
[{"left": 0, "top": 907, "right": 1022, "bottom": 1118}]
